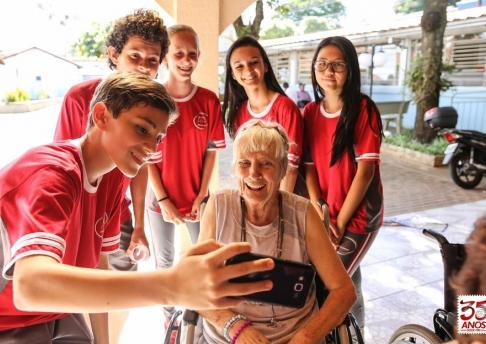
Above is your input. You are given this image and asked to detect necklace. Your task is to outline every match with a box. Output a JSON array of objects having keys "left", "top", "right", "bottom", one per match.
[{"left": 240, "top": 192, "right": 284, "bottom": 327}]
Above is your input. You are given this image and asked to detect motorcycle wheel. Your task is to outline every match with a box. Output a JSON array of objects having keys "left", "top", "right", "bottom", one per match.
[
  {"left": 388, "top": 324, "right": 441, "bottom": 344},
  {"left": 449, "top": 152, "right": 483, "bottom": 189}
]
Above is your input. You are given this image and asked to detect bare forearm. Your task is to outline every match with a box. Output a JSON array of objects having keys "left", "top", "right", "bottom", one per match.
[
  {"left": 298, "top": 284, "right": 356, "bottom": 341},
  {"left": 338, "top": 163, "right": 375, "bottom": 229},
  {"left": 130, "top": 166, "right": 148, "bottom": 229},
  {"left": 280, "top": 166, "right": 298, "bottom": 192},
  {"left": 89, "top": 313, "right": 109, "bottom": 344},
  {"left": 198, "top": 309, "right": 235, "bottom": 330},
  {"left": 199, "top": 150, "right": 217, "bottom": 197},
  {"left": 147, "top": 164, "right": 167, "bottom": 200},
  {"left": 89, "top": 255, "right": 109, "bottom": 344},
  {"left": 305, "top": 164, "right": 322, "bottom": 201},
  {"left": 13, "top": 256, "right": 171, "bottom": 313}
]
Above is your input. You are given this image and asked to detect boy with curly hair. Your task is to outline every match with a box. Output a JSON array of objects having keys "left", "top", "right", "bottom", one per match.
[{"left": 54, "top": 9, "right": 168, "bottom": 272}]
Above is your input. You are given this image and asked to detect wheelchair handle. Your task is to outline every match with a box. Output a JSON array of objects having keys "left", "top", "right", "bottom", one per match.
[{"left": 422, "top": 228, "right": 449, "bottom": 247}]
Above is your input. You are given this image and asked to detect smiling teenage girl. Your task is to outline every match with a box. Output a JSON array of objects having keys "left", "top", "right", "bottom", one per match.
[
  {"left": 303, "top": 36, "right": 384, "bottom": 329},
  {"left": 222, "top": 36, "right": 303, "bottom": 192},
  {"left": 146, "top": 25, "right": 226, "bottom": 323}
]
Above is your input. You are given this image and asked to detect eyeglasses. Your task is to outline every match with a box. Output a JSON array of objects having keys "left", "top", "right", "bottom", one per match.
[{"left": 314, "top": 60, "right": 347, "bottom": 73}]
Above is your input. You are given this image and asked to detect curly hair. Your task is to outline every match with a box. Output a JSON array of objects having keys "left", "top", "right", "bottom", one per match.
[
  {"left": 106, "top": 9, "right": 169, "bottom": 70},
  {"left": 451, "top": 215, "right": 486, "bottom": 344}
]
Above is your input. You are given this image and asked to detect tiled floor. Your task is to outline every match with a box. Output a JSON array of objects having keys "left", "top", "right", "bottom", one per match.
[{"left": 361, "top": 199, "right": 486, "bottom": 343}]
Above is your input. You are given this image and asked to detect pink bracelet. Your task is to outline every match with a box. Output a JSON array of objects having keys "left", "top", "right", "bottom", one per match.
[{"left": 230, "top": 320, "right": 251, "bottom": 344}]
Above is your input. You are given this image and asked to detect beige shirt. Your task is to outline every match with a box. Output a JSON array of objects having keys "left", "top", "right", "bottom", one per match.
[{"left": 200, "top": 190, "right": 321, "bottom": 344}]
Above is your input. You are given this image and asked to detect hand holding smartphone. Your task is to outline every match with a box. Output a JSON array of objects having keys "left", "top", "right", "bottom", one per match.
[{"left": 225, "top": 252, "right": 316, "bottom": 308}]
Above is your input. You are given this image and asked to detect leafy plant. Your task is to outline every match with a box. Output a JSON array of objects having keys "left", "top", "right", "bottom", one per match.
[
  {"left": 36, "top": 89, "right": 50, "bottom": 100},
  {"left": 405, "top": 56, "right": 458, "bottom": 104},
  {"left": 301, "top": 16, "right": 329, "bottom": 34},
  {"left": 5, "top": 88, "right": 31, "bottom": 103},
  {"left": 384, "top": 128, "right": 448, "bottom": 155},
  {"left": 394, "top": 0, "right": 457, "bottom": 14},
  {"left": 261, "top": 20, "right": 296, "bottom": 39},
  {"left": 71, "top": 22, "right": 110, "bottom": 58}
]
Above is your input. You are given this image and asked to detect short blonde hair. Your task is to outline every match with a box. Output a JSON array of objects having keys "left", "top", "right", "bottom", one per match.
[
  {"left": 233, "top": 119, "right": 289, "bottom": 178},
  {"left": 167, "top": 24, "right": 199, "bottom": 51}
]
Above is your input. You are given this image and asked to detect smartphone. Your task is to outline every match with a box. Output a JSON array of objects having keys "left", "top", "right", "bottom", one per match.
[{"left": 225, "top": 252, "right": 316, "bottom": 308}]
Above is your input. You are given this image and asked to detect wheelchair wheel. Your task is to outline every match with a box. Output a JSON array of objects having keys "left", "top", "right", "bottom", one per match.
[{"left": 388, "top": 324, "right": 442, "bottom": 344}]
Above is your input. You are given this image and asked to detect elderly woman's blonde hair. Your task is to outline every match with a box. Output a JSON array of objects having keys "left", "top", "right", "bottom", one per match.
[{"left": 233, "top": 119, "right": 290, "bottom": 178}]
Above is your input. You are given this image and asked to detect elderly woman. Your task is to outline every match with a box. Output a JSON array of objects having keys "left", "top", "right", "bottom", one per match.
[{"left": 197, "top": 119, "right": 356, "bottom": 344}]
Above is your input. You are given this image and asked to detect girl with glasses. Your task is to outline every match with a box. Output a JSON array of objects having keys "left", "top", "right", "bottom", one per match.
[{"left": 303, "top": 36, "right": 384, "bottom": 330}]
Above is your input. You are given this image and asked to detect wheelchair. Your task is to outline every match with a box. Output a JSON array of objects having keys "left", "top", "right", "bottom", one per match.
[
  {"left": 388, "top": 228, "right": 466, "bottom": 344},
  {"left": 164, "top": 309, "right": 364, "bottom": 344},
  {"left": 164, "top": 200, "right": 364, "bottom": 343}
]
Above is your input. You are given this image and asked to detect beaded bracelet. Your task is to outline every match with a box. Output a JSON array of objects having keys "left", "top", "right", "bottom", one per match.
[
  {"left": 223, "top": 314, "right": 246, "bottom": 342},
  {"left": 157, "top": 196, "right": 169, "bottom": 203},
  {"left": 230, "top": 320, "right": 251, "bottom": 344}
]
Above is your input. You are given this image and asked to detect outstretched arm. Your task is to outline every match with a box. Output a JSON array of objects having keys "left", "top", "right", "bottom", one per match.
[{"left": 12, "top": 241, "right": 274, "bottom": 313}]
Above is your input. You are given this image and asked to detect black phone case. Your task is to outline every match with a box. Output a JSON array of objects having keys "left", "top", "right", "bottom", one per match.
[{"left": 225, "top": 252, "right": 316, "bottom": 308}]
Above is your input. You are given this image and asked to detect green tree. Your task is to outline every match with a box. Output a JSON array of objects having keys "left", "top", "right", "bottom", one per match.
[
  {"left": 232, "top": 0, "right": 345, "bottom": 38},
  {"left": 233, "top": 0, "right": 267, "bottom": 39},
  {"left": 394, "top": 0, "right": 457, "bottom": 13},
  {"left": 412, "top": 0, "right": 449, "bottom": 143},
  {"left": 71, "top": 22, "right": 110, "bottom": 58},
  {"left": 275, "top": 0, "right": 345, "bottom": 27},
  {"left": 301, "top": 16, "right": 329, "bottom": 34},
  {"left": 261, "top": 20, "right": 296, "bottom": 39}
]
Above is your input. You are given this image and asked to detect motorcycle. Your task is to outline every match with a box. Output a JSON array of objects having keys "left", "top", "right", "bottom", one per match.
[{"left": 425, "top": 106, "right": 486, "bottom": 189}]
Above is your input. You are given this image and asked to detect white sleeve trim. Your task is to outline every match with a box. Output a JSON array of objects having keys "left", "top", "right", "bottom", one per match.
[
  {"left": 11, "top": 232, "right": 65, "bottom": 257},
  {"left": 3, "top": 250, "right": 62, "bottom": 280},
  {"left": 355, "top": 153, "right": 380, "bottom": 161},
  {"left": 102, "top": 233, "right": 120, "bottom": 247},
  {"left": 101, "top": 248, "right": 120, "bottom": 254},
  {"left": 304, "top": 161, "right": 315, "bottom": 165}
]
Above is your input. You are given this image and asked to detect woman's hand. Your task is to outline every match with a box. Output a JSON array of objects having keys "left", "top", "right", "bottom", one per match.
[
  {"left": 159, "top": 199, "right": 185, "bottom": 224},
  {"left": 289, "top": 329, "right": 319, "bottom": 344},
  {"left": 233, "top": 325, "right": 269, "bottom": 344}
]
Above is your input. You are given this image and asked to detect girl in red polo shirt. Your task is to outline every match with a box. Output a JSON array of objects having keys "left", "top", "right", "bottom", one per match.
[
  {"left": 222, "top": 36, "right": 303, "bottom": 192},
  {"left": 303, "top": 36, "right": 384, "bottom": 329},
  {"left": 146, "top": 25, "right": 226, "bottom": 323}
]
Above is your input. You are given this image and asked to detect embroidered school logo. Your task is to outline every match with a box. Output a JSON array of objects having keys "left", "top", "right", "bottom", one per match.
[
  {"left": 193, "top": 112, "right": 209, "bottom": 130},
  {"left": 457, "top": 294, "right": 486, "bottom": 334},
  {"left": 94, "top": 213, "right": 109, "bottom": 239}
]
